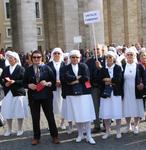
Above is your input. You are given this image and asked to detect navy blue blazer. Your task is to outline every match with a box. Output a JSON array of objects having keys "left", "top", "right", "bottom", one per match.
[
  {"left": 47, "top": 61, "right": 65, "bottom": 91},
  {"left": 99, "top": 64, "right": 123, "bottom": 97},
  {"left": 0, "top": 65, "right": 26, "bottom": 96},
  {"left": 23, "top": 64, "right": 55, "bottom": 100},
  {"left": 61, "top": 63, "right": 91, "bottom": 96},
  {"left": 86, "top": 56, "right": 105, "bottom": 87}
]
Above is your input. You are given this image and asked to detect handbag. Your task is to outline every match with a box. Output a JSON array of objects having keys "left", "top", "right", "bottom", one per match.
[
  {"left": 72, "top": 84, "right": 83, "bottom": 95},
  {"left": 101, "top": 85, "right": 113, "bottom": 98}
]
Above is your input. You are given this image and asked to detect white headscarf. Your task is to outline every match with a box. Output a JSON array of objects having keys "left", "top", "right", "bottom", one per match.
[
  {"left": 69, "top": 50, "right": 81, "bottom": 58},
  {"left": 125, "top": 46, "right": 137, "bottom": 63},
  {"left": 106, "top": 50, "right": 117, "bottom": 59},
  {"left": 63, "top": 52, "right": 70, "bottom": 65},
  {"left": 50, "top": 47, "right": 63, "bottom": 62},
  {"left": 5, "top": 51, "right": 21, "bottom": 66}
]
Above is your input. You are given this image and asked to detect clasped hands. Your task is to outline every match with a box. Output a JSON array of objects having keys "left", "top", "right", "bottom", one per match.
[
  {"left": 28, "top": 80, "right": 52, "bottom": 90},
  {"left": 103, "top": 78, "right": 112, "bottom": 85},
  {"left": 68, "top": 75, "right": 82, "bottom": 85},
  {"left": 5, "top": 77, "right": 15, "bottom": 87}
]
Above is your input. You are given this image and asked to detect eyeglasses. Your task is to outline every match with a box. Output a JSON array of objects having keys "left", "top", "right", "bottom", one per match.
[
  {"left": 64, "top": 58, "right": 68, "bottom": 61},
  {"left": 32, "top": 56, "right": 42, "bottom": 59},
  {"left": 106, "top": 56, "right": 112, "bottom": 59},
  {"left": 71, "top": 56, "right": 79, "bottom": 59},
  {"left": 54, "top": 52, "right": 60, "bottom": 55},
  {"left": 127, "top": 54, "right": 133, "bottom": 56}
]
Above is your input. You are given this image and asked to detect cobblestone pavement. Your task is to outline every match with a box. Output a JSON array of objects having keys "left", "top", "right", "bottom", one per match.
[{"left": 0, "top": 111, "right": 146, "bottom": 150}]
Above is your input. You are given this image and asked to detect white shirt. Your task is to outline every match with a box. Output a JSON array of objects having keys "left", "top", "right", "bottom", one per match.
[
  {"left": 53, "top": 61, "right": 61, "bottom": 80},
  {"left": 71, "top": 64, "right": 78, "bottom": 77},
  {"left": 9, "top": 64, "right": 17, "bottom": 74}
]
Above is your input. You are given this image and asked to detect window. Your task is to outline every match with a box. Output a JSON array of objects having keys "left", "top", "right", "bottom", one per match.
[
  {"left": 37, "top": 27, "right": 42, "bottom": 36},
  {"left": 6, "top": 27, "right": 12, "bottom": 37},
  {"left": 38, "top": 46, "right": 42, "bottom": 51},
  {"left": 35, "top": 2, "right": 40, "bottom": 18},
  {"left": 5, "top": 2, "right": 10, "bottom": 19}
]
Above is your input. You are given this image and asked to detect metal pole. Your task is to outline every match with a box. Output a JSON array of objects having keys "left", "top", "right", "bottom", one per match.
[{"left": 92, "top": 23, "right": 97, "bottom": 60}]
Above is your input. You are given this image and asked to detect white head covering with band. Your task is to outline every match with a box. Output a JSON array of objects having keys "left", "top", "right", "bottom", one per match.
[
  {"left": 125, "top": 46, "right": 137, "bottom": 63},
  {"left": 5, "top": 51, "right": 21, "bottom": 66},
  {"left": 69, "top": 50, "right": 81, "bottom": 58},
  {"left": 50, "top": 47, "right": 63, "bottom": 62},
  {"left": 125, "top": 46, "right": 137, "bottom": 55},
  {"left": 106, "top": 50, "right": 117, "bottom": 59}
]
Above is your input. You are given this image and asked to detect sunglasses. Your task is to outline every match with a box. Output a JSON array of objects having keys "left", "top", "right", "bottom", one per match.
[
  {"left": 71, "top": 56, "right": 79, "bottom": 59},
  {"left": 54, "top": 52, "right": 60, "bottom": 55},
  {"left": 127, "top": 54, "right": 133, "bottom": 56},
  {"left": 106, "top": 56, "right": 112, "bottom": 59},
  {"left": 32, "top": 56, "right": 42, "bottom": 59}
]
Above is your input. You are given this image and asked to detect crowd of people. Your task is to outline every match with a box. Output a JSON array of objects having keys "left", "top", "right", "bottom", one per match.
[{"left": 0, "top": 42, "right": 146, "bottom": 146}]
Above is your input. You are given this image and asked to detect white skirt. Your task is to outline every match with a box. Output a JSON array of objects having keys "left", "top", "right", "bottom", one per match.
[
  {"left": 1, "top": 91, "right": 29, "bottom": 119},
  {"left": 62, "top": 94, "right": 96, "bottom": 123},
  {"left": 99, "top": 93, "right": 122, "bottom": 119},
  {"left": 53, "top": 87, "right": 63, "bottom": 116}
]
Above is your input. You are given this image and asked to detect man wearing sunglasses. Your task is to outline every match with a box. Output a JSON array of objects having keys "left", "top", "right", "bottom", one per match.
[{"left": 24, "top": 50, "right": 59, "bottom": 145}]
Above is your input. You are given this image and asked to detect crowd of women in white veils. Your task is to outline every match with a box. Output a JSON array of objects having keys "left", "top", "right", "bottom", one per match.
[{"left": 0, "top": 42, "right": 146, "bottom": 145}]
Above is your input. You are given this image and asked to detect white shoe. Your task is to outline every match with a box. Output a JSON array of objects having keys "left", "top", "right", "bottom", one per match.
[
  {"left": 123, "top": 125, "right": 133, "bottom": 133},
  {"left": 67, "top": 125, "right": 73, "bottom": 134},
  {"left": 133, "top": 126, "right": 139, "bottom": 134},
  {"left": 86, "top": 137, "right": 96, "bottom": 145},
  {"left": 60, "top": 124, "right": 66, "bottom": 130},
  {"left": 4, "top": 130, "right": 12, "bottom": 136},
  {"left": 76, "top": 136, "right": 84, "bottom": 143},
  {"left": 102, "top": 133, "right": 110, "bottom": 140},
  {"left": 17, "top": 130, "right": 24, "bottom": 136},
  {"left": 116, "top": 133, "right": 122, "bottom": 139}
]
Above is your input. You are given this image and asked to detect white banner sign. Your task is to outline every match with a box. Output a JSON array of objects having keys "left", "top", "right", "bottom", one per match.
[
  {"left": 73, "top": 36, "right": 82, "bottom": 43},
  {"left": 83, "top": 10, "right": 100, "bottom": 24}
]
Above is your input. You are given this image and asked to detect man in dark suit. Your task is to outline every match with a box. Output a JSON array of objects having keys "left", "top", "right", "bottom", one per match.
[
  {"left": 86, "top": 48, "right": 105, "bottom": 133},
  {"left": 23, "top": 50, "right": 59, "bottom": 145}
]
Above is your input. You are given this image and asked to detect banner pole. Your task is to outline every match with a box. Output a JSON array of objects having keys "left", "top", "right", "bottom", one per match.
[{"left": 92, "top": 23, "right": 97, "bottom": 60}]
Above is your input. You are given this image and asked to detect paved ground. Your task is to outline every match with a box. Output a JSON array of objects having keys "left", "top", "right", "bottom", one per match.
[{"left": 0, "top": 111, "right": 146, "bottom": 150}]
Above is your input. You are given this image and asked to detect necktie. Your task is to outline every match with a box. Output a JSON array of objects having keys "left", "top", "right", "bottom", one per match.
[{"left": 35, "top": 65, "right": 40, "bottom": 83}]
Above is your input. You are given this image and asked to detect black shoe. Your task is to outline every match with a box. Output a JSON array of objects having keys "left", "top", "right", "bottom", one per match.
[{"left": 92, "top": 127, "right": 101, "bottom": 133}]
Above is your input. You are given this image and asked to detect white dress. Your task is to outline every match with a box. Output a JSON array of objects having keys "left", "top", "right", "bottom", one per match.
[
  {"left": 52, "top": 61, "right": 63, "bottom": 116},
  {"left": 1, "top": 65, "right": 29, "bottom": 119},
  {"left": 99, "top": 64, "right": 122, "bottom": 119},
  {"left": 122, "top": 63, "right": 144, "bottom": 118},
  {"left": 62, "top": 64, "right": 96, "bottom": 122},
  {"left": 64, "top": 95, "right": 96, "bottom": 122}
]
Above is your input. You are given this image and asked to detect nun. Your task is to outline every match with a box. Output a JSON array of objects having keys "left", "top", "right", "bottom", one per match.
[
  {"left": 122, "top": 47, "right": 144, "bottom": 134},
  {"left": 0, "top": 51, "right": 28, "bottom": 136},
  {"left": 99, "top": 50, "right": 123, "bottom": 139},
  {"left": 61, "top": 50, "right": 96, "bottom": 144},
  {"left": 47, "top": 48, "right": 66, "bottom": 129}
]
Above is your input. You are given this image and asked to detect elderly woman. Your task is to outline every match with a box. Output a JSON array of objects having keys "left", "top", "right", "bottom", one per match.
[
  {"left": 99, "top": 51, "right": 123, "bottom": 139},
  {"left": 47, "top": 48, "right": 66, "bottom": 129},
  {"left": 0, "top": 51, "right": 28, "bottom": 136},
  {"left": 122, "top": 47, "right": 144, "bottom": 134},
  {"left": 60, "top": 50, "right": 96, "bottom": 144}
]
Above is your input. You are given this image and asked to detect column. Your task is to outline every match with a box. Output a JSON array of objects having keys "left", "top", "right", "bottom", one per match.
[
  {"left": 61, "top": 0, "right": 80, "bottom": 50},
  {"left": 10, "top": 0, "right": 38, "bottom": 54}
]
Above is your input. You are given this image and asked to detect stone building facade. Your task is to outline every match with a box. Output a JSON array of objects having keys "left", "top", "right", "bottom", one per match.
[{"left": 0, "top": 0, "right": 146, "bottom": 54}]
